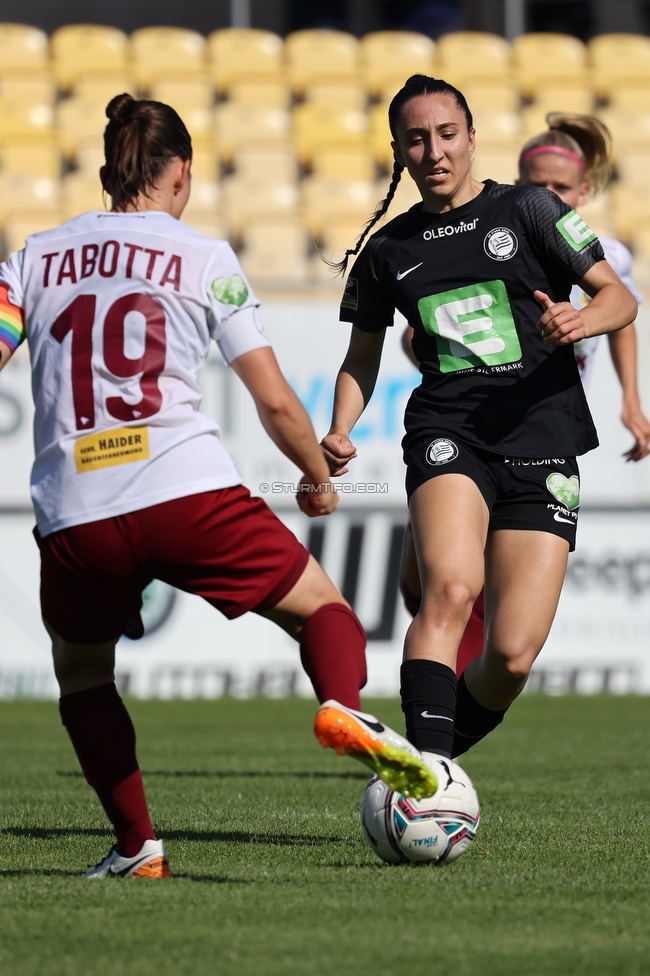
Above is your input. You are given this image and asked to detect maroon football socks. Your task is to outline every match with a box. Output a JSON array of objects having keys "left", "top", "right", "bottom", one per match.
[
  {"left": 59, "top": 682, "right": 155, "bottom": 857},
  {"left": 299, "top": 602, "right": 367, "bottom": 709}
]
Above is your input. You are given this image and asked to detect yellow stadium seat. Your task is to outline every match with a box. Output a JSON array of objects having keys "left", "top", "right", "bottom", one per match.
[
  {"left": 214, "top": 103, "right": 291, "bottom": 164},
  {"left": 57, "top": 98, "right": 107, "bottom": 160},
  {"left": 610, "top": 182, "right": 650, "bottom": 240},
  {"left": 616, "top": 149, "right": 650, "bottom": 187},
  {"left": 359, "top": 31, "right": 435, "bottom": 98},
  {"left": 471, "top": 148, "right": 518, "bottom": 185},
  {"left": 369, "top": 101, "right": 393, "bottom": 169},
  {"left": 304, "top": 80, "right": 367, "bottom": 111},
  {"left": 233, "top": 147, "right": 298, "bottom": 182},
  {"left": 0, "top": 24, "right": 49, "bottom": 76},
  {"left": 51, "top": 25, "right": 128, "bottom": 90},
  {"left": 0, "top": 141, "right": 60, "bottom": 177},
  {"left": 311, "top": 148, "right": 375, "bottom": 181},
  {"left": 589, "top": 34, "right": 650, "bottom": 99},
  {"left": 0, "top": 74, "right": 55, "bottom": 104},
  {"left": 0, "top": 99, "right": 54, "bottom": 142},
  {"left": 228, "top": 80, "right": 291, "bottom": 109},
  {"left": 73, "top": 78, "right": 134, "bottom": 105},
  {"left": 293, "top": 103, "right": 368, "bottom": 165},
  {"left": 532, "top": 83, "right": 594, "bottom": 115},
  {"left": 284, "top": 30, "right": 359, "bottom": 93},
  {"left": 520, "top": 106, "right": 551, "bottom": 140},
  {"left": 435, "top": 32, "right": 512, "bottom": 87},
  {"left": 149, "top": 79, "right": 215, "bottom": 150},
  {"left": 608, "top": 86, "right": 650, "bottom": 112},
  {"left": 62, "top": 172, "right": 106, "bottom": 218},
  {"left": 313, "top": 215, "right": 366, "bottom": 280},
  {"left": 240, "top": 218, "right": 309, "bottom": 283},
  {"left": 181, "top": 178, "right": 221, "bottom": 228},
  {"left": 512, "top": 33, "right": 587, "bottom": 98},
  {"left": 222, "top": 174, "right": 299, "bottom": 237},
  {"left": 302, "top": 176, "right": 376, "bottom": 237},
  {"left": 598, "top": 109, "right": 650, "bottom": 164},
  {"left": 207, "top": 29, "right": 283, "bottom": 92},
  {"left": 463, "top": 82, "right": 519, "bottom": 113},
  {"left": 74, "top": 139, "right": 105, "bottom": 179},
  {"left": 0, "top": 175, "right": 61, "bottom": 221},
  {"left": 2, "top": 210, "right": 64, "bottom": 257},
  {"left": 472, "top": 110, "right": 521, "bottom": 149},
  {"left": 129, "top": 28, "right": 206, "bottom": 91},
  {"left": 190, "top": 148, "right": 219, "bottom": 181}
]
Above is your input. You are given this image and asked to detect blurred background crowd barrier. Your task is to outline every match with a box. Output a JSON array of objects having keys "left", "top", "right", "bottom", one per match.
[{"left": 0, "top": 0, "right": 649, "bottom": 697}]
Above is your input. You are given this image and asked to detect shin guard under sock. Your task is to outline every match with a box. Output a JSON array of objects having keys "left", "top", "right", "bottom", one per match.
[
  {"left": 59, "top": 683, "right": 155, "bottom": 857},
  {"left": 452, "top": 672, "right": 507, "bottom": 758},
  {"left": 300, "top": 603, "right": 367, "bottom": 709},
  {"left": 400, "top": 660, "right": 457, "bottom": 758}
]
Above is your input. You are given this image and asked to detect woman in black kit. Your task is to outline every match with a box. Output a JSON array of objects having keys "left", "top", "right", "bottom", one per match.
[{"left": 321, "top": 75, "right": 637, "bottom": 766}]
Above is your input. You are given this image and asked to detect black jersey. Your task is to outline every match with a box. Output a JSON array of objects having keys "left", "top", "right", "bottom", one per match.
[{"left": 340, "top": 180, "right": 606, "bottom": 457}]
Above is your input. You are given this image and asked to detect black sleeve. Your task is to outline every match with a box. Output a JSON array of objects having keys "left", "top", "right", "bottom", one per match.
[
  {"left": 516, "top": 187, "right": 606, "bottom": 283},
  {"left": 338, "top": 238, "right": 395, "bottom": 333}
]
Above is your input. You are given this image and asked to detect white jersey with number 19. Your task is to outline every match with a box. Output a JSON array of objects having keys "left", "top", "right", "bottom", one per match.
[{"left": 0, "top": 210, "right": 272, "bottom": 537}]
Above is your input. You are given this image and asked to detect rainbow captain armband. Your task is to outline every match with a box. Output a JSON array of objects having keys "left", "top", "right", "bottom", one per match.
[{"left": 0, "top": 283, "right": 25, "bottom": 353}]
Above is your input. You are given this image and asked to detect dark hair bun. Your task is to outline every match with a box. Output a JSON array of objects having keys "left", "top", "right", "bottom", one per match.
[{"left": 106, "top": 93, "right": 136, "bottom": 122}]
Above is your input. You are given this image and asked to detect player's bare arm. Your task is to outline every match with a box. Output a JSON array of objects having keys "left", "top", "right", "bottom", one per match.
[
  {"left": 605, "top": 324, "right": 650, "bottom": 461},
  {"left": 230, "top": 345, "right": 337, "bottom": 516},
  {"left": 321, "top": 326, "right": 386, "bottom": 476}
]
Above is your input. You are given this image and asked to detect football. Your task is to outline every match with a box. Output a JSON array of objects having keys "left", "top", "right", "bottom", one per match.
[{"left": 360, "top": 756, "right": 480, "bottom": 865}]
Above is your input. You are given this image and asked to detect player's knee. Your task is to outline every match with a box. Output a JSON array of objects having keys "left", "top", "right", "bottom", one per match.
[
  {"left": 501, "top": 651, "right": 535, "bottom": 683},
  {"left": 423, "top": 578, "right": 479, "bottom": 618}
]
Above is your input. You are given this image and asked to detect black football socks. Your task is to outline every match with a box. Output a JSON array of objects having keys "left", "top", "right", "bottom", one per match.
[
  {"left": 400, "top": 659, "right": 457, "bottom": 759},
  {"left": 452, "top": 671, "right": 507, "bottom": 758}
]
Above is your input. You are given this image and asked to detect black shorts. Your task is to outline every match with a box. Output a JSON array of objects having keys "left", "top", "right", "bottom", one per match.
[{"left": 404, "top": 433, "right": 580, "bottom": 550}]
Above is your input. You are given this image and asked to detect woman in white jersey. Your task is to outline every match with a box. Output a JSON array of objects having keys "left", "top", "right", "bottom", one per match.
[
  {"left": 518, "top": 112, "right": 650, "bottom": 459},
  {"left": 397, "top": 111, "right": 650, "bottom": 670},
  {"left": 0, "top": 95, "right": 436, "bottom": 879},
  {"left": 317, "top": 75, "right": 637, "bottom": 775}
]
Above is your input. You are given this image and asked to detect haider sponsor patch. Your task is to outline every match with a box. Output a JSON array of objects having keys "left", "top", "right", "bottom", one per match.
[
  {"left": 75, "top": 426, "right": 149, "bottom": 474},
  {"left": 556, "top": 210, "right": 597, "bottom": 251},
  {"left": 341, "top": 276, "right": 358, "bottom": 310}
]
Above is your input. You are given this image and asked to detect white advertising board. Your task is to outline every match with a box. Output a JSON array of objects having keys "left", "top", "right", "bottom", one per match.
[{"left": 0, "top": 302, "right": 649, "bottom": 699}]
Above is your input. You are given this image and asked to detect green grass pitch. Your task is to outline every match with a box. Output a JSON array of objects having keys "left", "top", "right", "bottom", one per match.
[{"left": 1, "top": 696, "right": 650, "bottom": 976}]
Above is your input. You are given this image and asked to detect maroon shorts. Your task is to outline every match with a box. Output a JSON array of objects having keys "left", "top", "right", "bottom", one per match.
[{"left": 35, "top": 486, "right": 310, "bottom": 644}]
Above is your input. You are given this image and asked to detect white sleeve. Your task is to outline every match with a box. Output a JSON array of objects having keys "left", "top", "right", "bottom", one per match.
[
  {"left": 215, "top": 305, "right": 272, "bottom": 365},
  {"left": 0, "top": 249, "right": 26, "bottom": 308},
  {"left": 601, "top": 237, "right": 644, "bottom": 305},
  {"left": 206, "top": 242, "right": 261, "bottom": 333}
]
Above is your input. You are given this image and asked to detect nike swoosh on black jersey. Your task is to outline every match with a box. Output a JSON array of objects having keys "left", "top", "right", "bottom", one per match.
[
  {"left": 553, "top": 511, "right": 574, "bottom": 524},
  {"left": 396, "top": 262, "right": 423, "bottom": 280}
]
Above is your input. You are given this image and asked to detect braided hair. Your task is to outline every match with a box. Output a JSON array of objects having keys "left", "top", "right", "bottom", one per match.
[
  {"left": 102, "top": 93, "right": 193, "bottom": 211},
  {"left": 328, "top": 74, "right": 474, "bottom": 276}
]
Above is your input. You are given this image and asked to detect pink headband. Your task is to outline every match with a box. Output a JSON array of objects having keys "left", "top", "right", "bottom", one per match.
[{"left": 519, "top": 144, "right": 586, "bottom": 178}]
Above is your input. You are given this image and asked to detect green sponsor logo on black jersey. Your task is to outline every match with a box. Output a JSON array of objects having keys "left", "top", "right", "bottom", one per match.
[
  {"left": 418, "top": 279, "right": 522, "bottom": 373},
  {"left": 556, "top": 210, "right": 597, "bottom": 251}
]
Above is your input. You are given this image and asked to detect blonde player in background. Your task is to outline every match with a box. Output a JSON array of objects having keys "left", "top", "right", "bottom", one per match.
[{"left": 0, "top": 94, "right": 438, "bottom": 879}]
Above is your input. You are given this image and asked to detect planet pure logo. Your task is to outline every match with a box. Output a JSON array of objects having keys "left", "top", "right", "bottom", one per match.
[
  {"left": 211, "top": 274, "right": 249, "bottom": 307},
  {"left": 546, "top": 472, "right": 580, "bottom": 510},
  {"left": 483, "top": 227, "right": 518, "bottom": 261}
]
